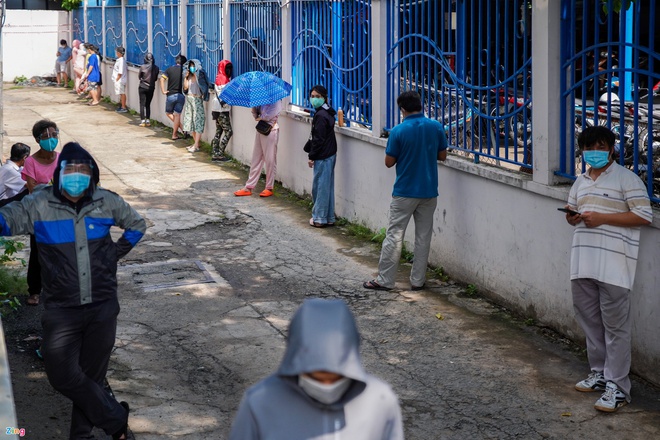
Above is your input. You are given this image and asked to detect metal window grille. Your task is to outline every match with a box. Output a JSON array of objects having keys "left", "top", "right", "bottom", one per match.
[
  {"left": 104, "top": 1, "right": 123, "bottom": 60},
  {"left": 387, "top": 0, "right": 532, "bottom": 169},
  {"left": 291, "top": 0, "right": 372, "bottom": 128},
  {"left": 125, "top": 0, "right": 149, "bottom": 65},
  {"left": 560, "top": 0, "right": 660, "bottom": 203},
  {"left": 186, "top": 0, "right": 224, "bottom": 79},
  {"left": 152, "top": 0, "right": 181, "bottom": 70},
  {"left": 229, "top": 0, "right": 282, "bottom": 76}
]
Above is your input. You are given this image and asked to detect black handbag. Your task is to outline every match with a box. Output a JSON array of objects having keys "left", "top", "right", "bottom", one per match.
[{"left": 255, "top": 120, "right": 273, "bottom": 135}]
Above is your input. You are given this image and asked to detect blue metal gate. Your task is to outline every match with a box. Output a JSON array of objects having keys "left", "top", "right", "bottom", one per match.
[
  {"left": 104, "top": 0, "right": 122, "bottom": 59},
  {"left": 186, "top": 0, "right": 224, "bottom": 78},
  {"left": 386, "top": 0, "right": 532, "bottom": 169},
  {"left": 125, "top": 0, "right": 149, "bottom": 65},
  {"left": 229, "top": 0, "right": 282, "bottom": 76},
  {"left": 560, "top": 0, "right": 660, "bottom": 203},
  {"left": 291, "top": 0, "right": 372, "bottom": 127},
  {"left": 152, "top": 0, "right": 181, "bottom": 70},
  {"left": 72, "top": 7, "right": 84, "bottom": 42},
  {"left": 86, "top": 2, "right": 103, "bottom": 49}
]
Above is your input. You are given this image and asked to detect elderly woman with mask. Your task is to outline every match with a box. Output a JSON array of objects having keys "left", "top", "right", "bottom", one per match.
[{"left": 182, "top": 59, "right": 210, "bottom": 153}]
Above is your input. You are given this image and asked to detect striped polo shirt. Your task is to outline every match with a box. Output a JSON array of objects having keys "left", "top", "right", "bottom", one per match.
[{"left": 567, "top": 162, "right": 653, "bottom": 289}]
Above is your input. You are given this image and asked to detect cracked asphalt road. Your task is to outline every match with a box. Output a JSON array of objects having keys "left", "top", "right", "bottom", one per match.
[{"left": 3, "top": 88, "right": 660, "bottom": 439}]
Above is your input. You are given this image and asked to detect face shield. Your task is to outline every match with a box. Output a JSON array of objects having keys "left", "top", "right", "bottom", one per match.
[{"left": 59, "top": 159, "right": 93, "bottom": 197}]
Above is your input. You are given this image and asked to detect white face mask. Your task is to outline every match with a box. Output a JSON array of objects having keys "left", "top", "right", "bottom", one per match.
[{"left": 298, "top": 375, "right": 352, "bottom": 405}]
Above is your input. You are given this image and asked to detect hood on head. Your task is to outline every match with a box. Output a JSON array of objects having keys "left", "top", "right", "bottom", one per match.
[
  {"left": 143, "top": 52, "right": 154, "bottom": 64},
  {"left": 53, "top": 142, "right": 100, "bottom": 200},
  {"left": 277, "top": 299, "right": 366, "bottom": 382},
  {"left": 216, "top": 60, "right": 232, "bottom": 86},
  {"left": 183, "top": 59, "right": 202, "bottom": 73}
]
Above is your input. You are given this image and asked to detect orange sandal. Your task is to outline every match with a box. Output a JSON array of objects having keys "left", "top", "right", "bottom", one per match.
[
  {"left": 259, "top": 189, "right": 273, "bottom": 197},
  {"left": 234, "top": 188, "right": 252, "bottom": 197}
]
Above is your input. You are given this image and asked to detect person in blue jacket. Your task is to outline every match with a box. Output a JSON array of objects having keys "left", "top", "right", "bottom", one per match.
[{"left": 0, "top": 142, "right": 146, "bottom": 440}]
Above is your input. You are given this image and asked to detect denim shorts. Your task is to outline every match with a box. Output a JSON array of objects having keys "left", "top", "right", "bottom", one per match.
[{"left": 166, "top": 93, "right": 185, "bottom": 114}]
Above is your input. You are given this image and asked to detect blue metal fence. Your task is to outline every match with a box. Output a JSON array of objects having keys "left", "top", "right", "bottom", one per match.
[
  {"left": 125, "top": 0, "right": 149, "bottom": 65},
  {"left": 386, "top": 0, "right": 532, "bottom": 168},
  {"left": 291, "top": 0, "right": 372, "bottom": 127},
  {"left": 560, "top": 0, "right": 660, "bottom": 203},
  {"left": 186, "top": 0, "right": 224, "bottom": 79},
  {"left": 229, "top": 0, "right": 282, "bottom": 76},
  {"left": 72, "top": 7, "right": 84, "bottom": 42},
  {"left": 86, "top": 3, "right": 103, "bottom": 49},
  {"left": 104, "top": 1, "right": 123, "bottom": 60},
  {"left": 153, "top": 0, "right": 181, "bottom": 71}
]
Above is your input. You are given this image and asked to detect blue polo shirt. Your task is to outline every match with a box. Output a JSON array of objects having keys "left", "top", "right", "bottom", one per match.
[{"left": 385, "top": 113, "right": 447, "bottom": 198}]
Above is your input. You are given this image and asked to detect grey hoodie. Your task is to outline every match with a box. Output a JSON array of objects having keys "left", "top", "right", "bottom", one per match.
[{"left": 229, "top": 299, "right": 404, "bottom": 440}]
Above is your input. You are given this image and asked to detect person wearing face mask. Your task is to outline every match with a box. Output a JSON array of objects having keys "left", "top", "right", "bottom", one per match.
[
  {"left": 182, "top": 58, "right": 210, "bottom": 152},
  {"left": 0, "top": 142, "right": 146, "bottom": 440},
  {"left": 565, "top": 125, "right": 652, "bottom": 413},
  {"left": 210, "top": 60, "right": 233, "bottom": 161},
  {"left": 55, "top": 39, "right": 73, "bottom": 87},
  {"left": 20, "top": 119, "right": 61, "bottom": 305},
  {"left": 0, "top": 143, "right": 31, "bottom": 202},
  {"left": 303, "top": 85, "right": 337, "bottom": 228},
  {"left": 72, "top": 40, "right": 86, "bottom": 94},
  {"left": 229, "top": 298, "right": 404, "bottom": 440}
]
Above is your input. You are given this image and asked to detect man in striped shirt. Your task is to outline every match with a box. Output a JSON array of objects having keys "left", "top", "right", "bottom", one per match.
[{"left": 564, "top": 126, "right": 653, "bottom": 413}]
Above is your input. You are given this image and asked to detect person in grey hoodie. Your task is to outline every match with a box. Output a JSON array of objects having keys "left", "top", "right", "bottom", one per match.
[{"left": 229, "top": 298, "right": 404, "bottom": 440}]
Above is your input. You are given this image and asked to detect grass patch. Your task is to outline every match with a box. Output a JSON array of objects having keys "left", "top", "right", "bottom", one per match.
[{"left": 0, "top": 238, "right": 27, "bottom": 317}]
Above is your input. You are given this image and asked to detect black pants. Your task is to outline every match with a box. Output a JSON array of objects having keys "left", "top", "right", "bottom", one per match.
[
  {"left": 41, "top": 299, "right": 127, "bottom": 439},
  {"left": 139, "top": 87, "right": 155, "bottom": 120},
  {"left": 27, "top": 233, "right": 41, "bottom": 296}
]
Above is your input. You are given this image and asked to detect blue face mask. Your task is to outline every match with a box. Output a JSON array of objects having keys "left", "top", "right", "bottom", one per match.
[
  {"left": 583, "top": 150, "right": 610, "bottom": 169},
  {"left": 310, "top": 97, "right": 325, "bottom": 109},
  {"left": 189, "top": 66, "right": 196, "bottom": 74},
  {"left": 60, "top": 172, "right": 91, "bottom": 197},
  {"left": 39, "top": 138, "right": 58, "bottom": 152}
]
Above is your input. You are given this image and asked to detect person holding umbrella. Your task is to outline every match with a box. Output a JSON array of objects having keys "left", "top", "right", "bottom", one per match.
[{"left": 221, "top": 71, "right": 291, "bottom": 198}]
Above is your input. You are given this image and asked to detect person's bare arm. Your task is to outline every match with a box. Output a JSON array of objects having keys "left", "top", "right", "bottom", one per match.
[
  {"left": 580, "top": 211, "right": 651, "bottom": 228},
  {"left": 26, "top": 177, "right": 38, "bottom": 193},
  {"left": 385, "top": 155, "right": 396, "bottom": 168},
  {"left": 438, "top": 150, "right": 447, "bottom": 161},
  {"left": 160, "top": 76, "right": 168, "bottom": 94}
]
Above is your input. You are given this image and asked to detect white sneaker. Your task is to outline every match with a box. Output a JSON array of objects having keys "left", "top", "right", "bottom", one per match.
[
  {"left": 594, "top": 381, "right": 629, "bottom": 412},
  {"left": 575, "top": 371, "right": 606, "bottom": 392}
]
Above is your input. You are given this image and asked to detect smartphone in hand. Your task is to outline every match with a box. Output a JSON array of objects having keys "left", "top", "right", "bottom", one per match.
[{"left": 558, "top": 207, "right": 580, "bottom": 216}]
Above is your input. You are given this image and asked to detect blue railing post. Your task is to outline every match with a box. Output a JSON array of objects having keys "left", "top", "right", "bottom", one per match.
[
  {"left": 623, "top": 2, "right": 634, "bottom": 102},
  {"left": 331, "top": 1, "right": 342, "bottom": 114}
]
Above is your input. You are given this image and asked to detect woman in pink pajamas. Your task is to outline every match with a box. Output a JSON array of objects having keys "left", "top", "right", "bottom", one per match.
[{"left": 234, "top": 99, "right": 283, "bottom": 198}]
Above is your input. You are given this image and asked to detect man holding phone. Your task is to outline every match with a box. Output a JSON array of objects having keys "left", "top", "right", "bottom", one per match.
[{"left": 565, "top": 126, "right": 652, "bottom": 413}]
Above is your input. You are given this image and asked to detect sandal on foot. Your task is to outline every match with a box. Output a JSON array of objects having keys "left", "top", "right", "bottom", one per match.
[
  {"left": 411, "top": 284, "right": 425, "bottom": 291},
  {"left": 234, "top": 189, "right": 252, "bottom": 197},
  {"left": 363, "top": 280, "right": 391, "bottom": 291},
  {"left": 259, "top": 189, "right": 274, "bottom": 197},
  {"left": 309, "top": 218, "right": 326, "bottom": 228},
  {"left": 26, "top": 294, "right": 40, "bottom": 306}
]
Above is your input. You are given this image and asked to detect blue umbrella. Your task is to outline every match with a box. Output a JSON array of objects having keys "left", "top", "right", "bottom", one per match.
[{"left": 219, "top": 71, "right": 292, "bottom": 107}]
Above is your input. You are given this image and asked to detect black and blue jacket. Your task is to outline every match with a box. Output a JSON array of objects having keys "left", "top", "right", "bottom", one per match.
[{"left": 0, "top": 143, "right": 146, "bottom": 309}]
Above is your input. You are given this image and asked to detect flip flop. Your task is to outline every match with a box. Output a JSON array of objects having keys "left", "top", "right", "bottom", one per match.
[
  {"left": 309, "top": 218, "right": 326, "bottom": 228},
  {"left": 363, "top": 280, "right": 391, "bottom": 291},
  {"left": 171, "top": 136, "right": 181, "bottom": 140},
  {"left": 26, "top": 294, "right": 40, "bottom": 306}
]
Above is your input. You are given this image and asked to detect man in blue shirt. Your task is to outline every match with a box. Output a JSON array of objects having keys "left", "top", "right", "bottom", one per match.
[
  {"left": 55, "top": 39, "right": 73, "bottom": 87},
  {"left": 364, "top": 91, "right": 447, "bottom": 291}
]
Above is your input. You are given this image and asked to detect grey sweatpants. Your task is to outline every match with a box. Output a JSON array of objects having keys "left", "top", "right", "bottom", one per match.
[
  {"left": 571, "top": 278, "right": 632, "bottom": 399},
  {"left": 376, "top": 196, "right": 437, "bottom": 289}
]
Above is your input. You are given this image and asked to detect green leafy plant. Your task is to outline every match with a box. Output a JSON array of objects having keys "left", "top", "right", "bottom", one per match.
[
  {"left": 431, "top": 265, "right": 449, "bottom": 282},
  {"left": 0, "top": 238, "right": 25, "bottom": 265},
  {"left": 465, "top": 284, "right": 478, "bottom": 297},
  {"left": 60, "top": 0, "right": 82, "bottom": 11},
  {"left": 601, "top": 0, "right": 636, "bottom": 13},
  {"left": 13, "top": 75, "right": 27, "bottom": 84},
  {"left": 371, "top": 227, "right": 386, "bottom": 244}
]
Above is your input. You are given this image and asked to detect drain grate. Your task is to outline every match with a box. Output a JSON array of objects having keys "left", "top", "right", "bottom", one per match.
[{"left": 119, "top": 260, "right": 229, "bottom": 291}]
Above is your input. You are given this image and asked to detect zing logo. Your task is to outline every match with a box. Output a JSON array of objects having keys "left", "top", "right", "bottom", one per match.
[{"left": 5, "top": 427, "right": 26, "bottom": 437}]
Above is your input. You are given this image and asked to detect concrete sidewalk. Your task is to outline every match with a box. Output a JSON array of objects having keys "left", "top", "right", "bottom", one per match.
[{"left": 2, "top": 87, "right": 660, "bottom": 440}]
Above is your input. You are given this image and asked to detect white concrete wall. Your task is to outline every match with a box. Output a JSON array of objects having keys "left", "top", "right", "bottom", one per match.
[
  {"left": 226, "top": 105, "right": 660, "bottom": 385},
  {"left": 2, "top": 10, "right": 71, "bottom": 81}
]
